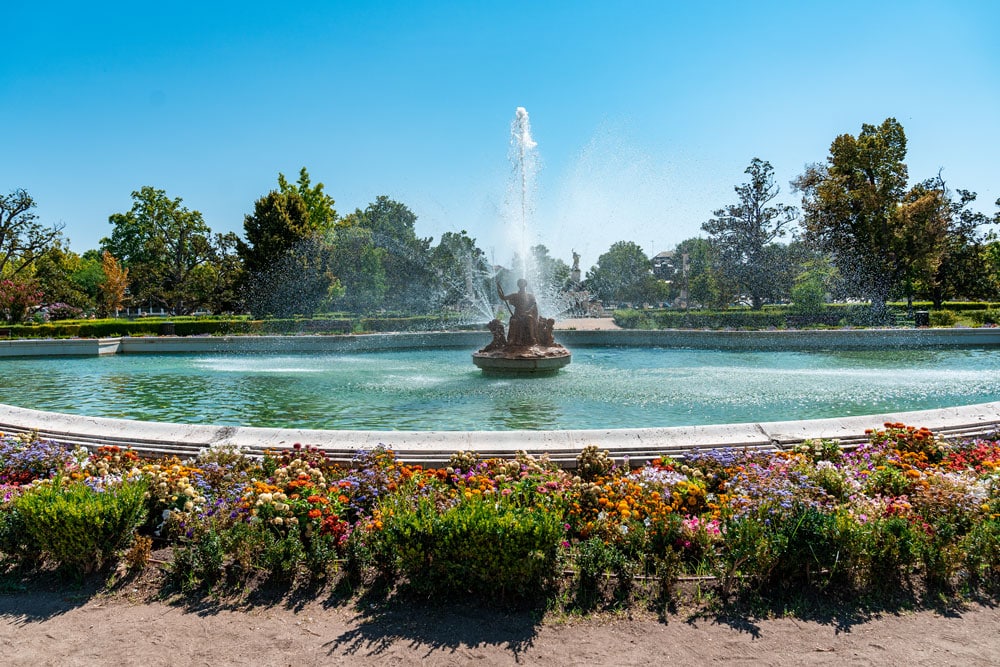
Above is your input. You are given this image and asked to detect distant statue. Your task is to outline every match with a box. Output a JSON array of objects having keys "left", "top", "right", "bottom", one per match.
[
  {"left": 482, "top": 318, "right": 507, "bottom": 351},
  {"left": 571, "top": 250, "right": 580, "bottom": 272},
  {"left": 497, "top": 278, "right": 539, "bottom": 346}
]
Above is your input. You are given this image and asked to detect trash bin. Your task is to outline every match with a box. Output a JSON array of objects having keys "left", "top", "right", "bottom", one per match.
[
  {"left": 914, "top": 311, "right": 930, "bottom": 327},
  {"left": 159, "top": 321, "right": 176, "bottom": 336}
]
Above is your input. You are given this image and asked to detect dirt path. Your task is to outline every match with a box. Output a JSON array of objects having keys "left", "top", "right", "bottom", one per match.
[{"left": 1, "top": 589, "right": 998, "bottom": 666}]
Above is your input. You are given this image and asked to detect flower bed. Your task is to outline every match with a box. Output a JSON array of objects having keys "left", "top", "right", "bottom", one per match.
[{"left": 1, "top": 426, "right": 999, "bottom": 606}]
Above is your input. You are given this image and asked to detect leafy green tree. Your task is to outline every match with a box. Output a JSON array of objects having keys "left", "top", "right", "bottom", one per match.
[
  {"left": 328, "top": 223, "right": 387, "bottom": 313},
  {"left": 102, "top": 187, "right": 216, "bottom": 314},
  {"left": 428, "top": 230, "right": 493, "bottom": 313},
  {"left": 352, "top": 196, "right": 432, "bottom": 313},
  {"left": 71, "top": 250, "right": 107, "bottom": 308},
  {"left": 701, "top": 158, "right": 798, "bottom": 309},
  {"left": 585, "top": 241, "right": 666, "bottom": 305},
  {"left": 0, "top": 189, "right": 64, "bottom": 278},
  {"left": 190, "top": 232, "right": 244, "bottom": 314},
  {"left": 662, "top": 237, "right": 733, "bottom": 308},
  {"left": 30, "top": 242, "right": 96, "bottom": 311},
  {"left": 277, "top": 167, "right": 338, "bottom": 233},
  {"left": 791, "top": 257, "right": 838, "bottom": 314},
  {"left": 918, "top": 183, "right": 999, "bottom": 305},
  {"left": 239, "top": 190, "right": 340, "bottom": 317},
  {"left": 794, "top": 118, "right": 949, "bottom": 319}
]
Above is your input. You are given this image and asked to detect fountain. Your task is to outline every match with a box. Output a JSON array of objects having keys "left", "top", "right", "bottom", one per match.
[
  {"left": 471, "top": 107, "right": 572, "bottom": 373},
  {"left": 1, "top": 108, "right": 1000, "bottom": 466},
  {"left": 472, "top": 278, "right": 571, "bottom": 372}
]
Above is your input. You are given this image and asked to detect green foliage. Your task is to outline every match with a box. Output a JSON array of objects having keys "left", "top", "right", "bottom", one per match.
[
  {"left": 574, "top": 537, "right": 638, "bottom": 607},
  {"left": 612, "top": 308, "right": 788, "bottom": 329},
  {"left": 102, "top": 186, "right": 218, "bottom": 315},
  {"left": 968, "top": 309, "right": 1000, "bottom": 325},
  {"left": 795, "top": 118, "right": 950, "bottom": 316},
  {"left": 720, "top": 505, "right": 846, "bottom": 594},
  {"left": 381, "top": 496, "right": 563, "bottom": 603},
  {"left": 0, "top": 506, "right": 42, "bottom": 568},
  {"left": 586, "top": 241, "right": 666, "bottom": 305},
  {"left": 239, "top": 189, "right": 341, "bottom": 317},
  {"left": 13, "top": 479, "right": 148, "bottom": 575},
  {"left": 701, "top": 158, "right": 799, "bottom": 310},
  {"left": 845, "top": 517, "right": 923, "bottom": 593},
  {"left": 929, "top": 309, "right": 957, "bottom": 326},
  {"left": 962, "top": 519, "right": 1000, "bottom": 592}
]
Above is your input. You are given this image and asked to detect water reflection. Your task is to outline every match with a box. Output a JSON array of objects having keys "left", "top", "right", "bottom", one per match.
[
  {"left": 0, "top": 347, "right": 998, "bottom": 430},
  {"left": 490, "top": 396, "right": 561, "bottom": 430}
]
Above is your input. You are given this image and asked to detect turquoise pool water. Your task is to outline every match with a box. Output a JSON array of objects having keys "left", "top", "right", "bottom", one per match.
[{"left": 2, "top": 346, "right": 999, "bottom": 430}]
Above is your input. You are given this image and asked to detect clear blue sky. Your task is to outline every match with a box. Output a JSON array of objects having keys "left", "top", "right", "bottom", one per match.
[{"left": 3, "top": 0, "right": 998, "bottom": 270}]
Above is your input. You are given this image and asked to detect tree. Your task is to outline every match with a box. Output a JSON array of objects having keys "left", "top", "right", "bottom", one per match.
[
  {"left": 98, "top": 251, "right": 129, "bottom": 317},
  {"left": 352, "top": 196, "right": 432, "bottom": 313},
  {"left": 660, "top": 238, "right": 733, "bottom": 308},
  {"left": 794, "top": 118, "right": 948, "bottom": 319},
  {"left": 428, "top": 230, "right": 492, "bottom": 313},
  {"left": 918, "top": 183, "right": 998, "bottom": 305},
  {"left": 277, "top": 167, "right": 338, "bottom": 233},
  {"left": 196, "top": 232, "right": 244, "bottom": 314},
  {"left": 239, "top": 190, "right": 340, "bottom": 317},
  {"left": 585, "top": 241, "right": 666, "bottom": 305},
  {"left": 0, "top": 189, "right": 64, "bottom": 278},
  {"left": 30, "top": 242, "right": 96, "bottom": 311},
  {"left": 0, "top": 279, "right": 42, "bottom": 323},
  {"left": 102, "top": 187, "right": 216, "bottom": 314},
  {"left": 328, "top": 223, "right": 387, "bottom": 313},
  {"left": 701, "top": 158, "right": 798, "bottom": 309}
]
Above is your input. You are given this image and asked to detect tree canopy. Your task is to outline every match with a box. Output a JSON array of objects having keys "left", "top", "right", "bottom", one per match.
[
  {"left": 238, "top": 189, "right": 340, "bottom": 317},
  {"left": 102, "top": 186, "right": 216, "bottom": 314},
  {"left": 586, "top": 241, "right": 666, "bottom": 305},
  {"left": 702, "top": 158, "right": 798, "bottom": 309},
  {"left": 794, "top": 118, "right": 949, "bottom": 318},
  {"left": 0, "top": 188, "right": 64, "bottom": 278}
]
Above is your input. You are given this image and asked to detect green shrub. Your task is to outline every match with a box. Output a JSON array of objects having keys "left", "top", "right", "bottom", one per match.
[
  {"left": 169, "top": 527, "right": 226, "bottom": 592},
  {"left": 574, "top": 537, "right": 639, "bottom": 608},
  {"left": 968, "top": 309, "right": 1000, "bottom": 326},
  {"left": 929, "top": 310, "right": 958, "bottom": 327},
  {"left": 719, "top": 505, "right": 846, "bottom": 594},
  {"left": 13, "top": 479, "right": 148, "bottom": 575},
  {"left": 962, "top": 519, "right": 1000, "bottom": 592},
  {"left": 0, "top": 506, "right": 42, "bottom": 568},
  {"left": 845, "top": 516, "right": 923, "bottom": 593},
  {"left": 381, "top": 496, "right": 563, "bottom": 603}
]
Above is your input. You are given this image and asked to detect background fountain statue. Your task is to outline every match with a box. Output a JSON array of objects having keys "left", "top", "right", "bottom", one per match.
[{"left": 473, "top": 277, "right": 571, "bottom": 373}]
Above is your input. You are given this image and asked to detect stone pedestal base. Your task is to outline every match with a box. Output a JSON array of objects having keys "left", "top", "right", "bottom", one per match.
[{"left": 472, "top": 347, "right": 571, "bottom": 374}]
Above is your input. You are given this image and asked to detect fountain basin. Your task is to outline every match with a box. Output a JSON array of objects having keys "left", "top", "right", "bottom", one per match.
[{"left": 1, "top": 328, "right": 999, "bottom": 466}]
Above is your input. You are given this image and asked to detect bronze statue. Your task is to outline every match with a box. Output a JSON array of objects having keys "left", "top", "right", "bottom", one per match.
[
  {"left": 497, "top": 278, "right": 539, "bottom": 346},
  {"left": 482, "top": 318, "right": 507, "bottom": 351},
  {"left": 474, "top": 277, "right": 571, "bottom": 372}
]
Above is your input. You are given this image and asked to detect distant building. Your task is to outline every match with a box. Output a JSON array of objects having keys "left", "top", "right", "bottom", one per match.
[{"left": 652, "top": 251, "right": 676, "bottom": 279}]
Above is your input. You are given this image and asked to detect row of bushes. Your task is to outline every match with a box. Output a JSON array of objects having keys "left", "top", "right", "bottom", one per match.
[
  {"left": 2, "top": 427, "right": 999, "bottom": 609},
  {"left": 0, "top": 315, "right": 483, "bottom": 339},
  {"left": 613, "top": 304, "right": 1000, "bottom": 330}
]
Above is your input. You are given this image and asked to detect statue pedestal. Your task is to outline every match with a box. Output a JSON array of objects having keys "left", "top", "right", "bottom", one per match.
[{"left": 472, "top": 346, "right": 571, "bottom": 374}]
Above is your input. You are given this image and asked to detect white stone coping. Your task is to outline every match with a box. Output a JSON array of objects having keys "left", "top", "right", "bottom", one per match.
[
  {"left": 1, "top": 400, "right": 998, "bottom": 468},
  {"left": 1, "top": 329, "right": 999, "bottom": 466}
]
